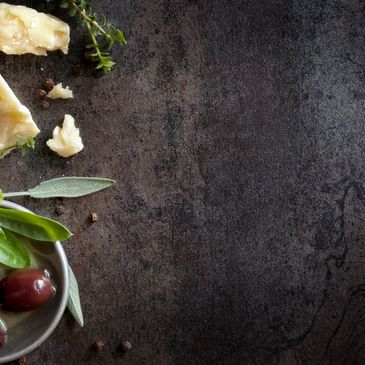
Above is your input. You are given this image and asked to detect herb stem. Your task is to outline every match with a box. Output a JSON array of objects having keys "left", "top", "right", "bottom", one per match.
[
  {"left": 68, "top": 0, "right": 111, "bottom": 40},
  {"left": 85, "top": 17, "right": 102, "bottom": 59},
  {"left": 2, "top": 192, "right": 30, "bottom": 198}
]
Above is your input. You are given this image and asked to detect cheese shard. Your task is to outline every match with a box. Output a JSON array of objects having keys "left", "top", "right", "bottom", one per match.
[
  {"left": 47, "top": 83, "right": 73, "bottom": 99},
  {"left": 0, "top": 3, "right": 70, "bottom": 56},
  {"left": 47, "top": 115, "right": 83, "bottom": 158},
  {"left": 0, "top": 74, "right": 40, "bottom": 156}
]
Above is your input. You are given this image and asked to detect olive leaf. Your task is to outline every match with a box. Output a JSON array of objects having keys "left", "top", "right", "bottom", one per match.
[
  {"left": 2, "top": 177, "right": 115, "bottom": 199},
  {"left": 0, "top": 228, "right": 31, "bottom": 268},
  {"left": 67, "top": 265, "right": 84, "bottom": 327},
  {"left": 0, "top": 208, "right": 72, "bottom": 242}
]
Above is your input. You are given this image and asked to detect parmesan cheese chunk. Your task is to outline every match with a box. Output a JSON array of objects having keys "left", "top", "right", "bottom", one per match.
[
  {"left": 47, "top": 114, "right": 83, "bottom": 158},
  {"left": 0, "top": 74, "right": 40, "bottom": 156},
  {"left": 0, "top": 3, "right": 70, "bottom": 55},
  {"left": 47, "top": 83, "right": 73, "bottom": 99}
]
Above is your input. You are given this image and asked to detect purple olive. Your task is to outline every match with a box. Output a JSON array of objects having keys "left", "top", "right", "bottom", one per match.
[{"left": 0, "top": 269, "right": 55, "bottom": 312}]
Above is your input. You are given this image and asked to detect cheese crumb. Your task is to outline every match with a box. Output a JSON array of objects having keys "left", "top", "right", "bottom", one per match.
[
  {"left": 0, "top": 3, "right": 70, "bottom": 55},
  {"left": 0, "top": 74, "right": 40, "bottom": 156},
  {"left": 47, "top": 83, "right": 73, "bottom": 99},
  {"left": 47, "top": 115, "right": 83, "bottom": 158}
]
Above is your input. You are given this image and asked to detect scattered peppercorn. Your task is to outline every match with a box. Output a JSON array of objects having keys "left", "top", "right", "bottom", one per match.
[
  {"left": 93, "top": 339, "right": 105, "bottom": 351},
  {"left": 89, "top": 212, "right": 98, "bottom": 222},
  {"left": 39, "top": 99, "right": 50, "bottom": 110},
  {"left": 35, "top": 89, "right": 47, "bottom": 98},
  {"left": 55, "top": 205, "right": 66, "bottom": 216},
  {"left": 18, "top": 356, "right": 27, "bottom": 365},
  {"left": 121, "top": 340, "right": 132, "bottom": 352},
  {"left": 42, "top": 78, "right": 55, "bottom": 92}
]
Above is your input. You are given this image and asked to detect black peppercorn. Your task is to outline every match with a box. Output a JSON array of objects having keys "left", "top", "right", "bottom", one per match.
[
  {"left": 35, "top": 89, "right": 47, "bottom": 98},
  {"left": 93, "top": 339, "right": 105, "bottom": 351},
  {"left": 18, "top": 357, "right": 27, "bottom": 365},
  {"left": 42, "top": 78, "right": 55, "bottom": 92},
  {"left": 55, "top": 205, "right": 66, "bottom": 216},
  {"left": 89, "top": 213, "right": 98, "bottom": 222},
  {"left": 121, "top": 340, "right": 132, "bottom": 352}
]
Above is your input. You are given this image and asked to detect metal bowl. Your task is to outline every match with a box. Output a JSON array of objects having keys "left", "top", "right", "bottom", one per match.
[{"left": 0, "top": 201, "right": 69, "bottom": 363}]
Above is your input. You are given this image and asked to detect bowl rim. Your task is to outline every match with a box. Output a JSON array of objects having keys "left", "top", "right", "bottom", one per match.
[{"left": 0, "top": 200, "right": 69, "bottom": 363}]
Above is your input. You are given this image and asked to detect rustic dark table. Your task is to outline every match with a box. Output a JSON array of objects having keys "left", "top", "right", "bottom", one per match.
[{"left": 1, "top": 0, "right": 365, "bottom": 364}]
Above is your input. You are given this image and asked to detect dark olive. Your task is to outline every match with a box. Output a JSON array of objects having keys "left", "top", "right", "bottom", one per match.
[{"left": 0, "top": 269, "right": 55, "bottom": 312}]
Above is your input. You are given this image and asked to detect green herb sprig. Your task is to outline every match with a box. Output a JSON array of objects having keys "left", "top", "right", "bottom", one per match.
[{"left": 59, "top": 0, "right": 126, "bottom": 72}]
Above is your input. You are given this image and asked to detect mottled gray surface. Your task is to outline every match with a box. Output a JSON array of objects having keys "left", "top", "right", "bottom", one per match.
[{"left": 1, "top": 0, "right": 365, "bottom": 364}]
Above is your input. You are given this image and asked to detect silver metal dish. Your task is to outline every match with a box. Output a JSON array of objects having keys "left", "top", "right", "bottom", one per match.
[{"left": 0, "top": 201, "right": 69, "bottom": 364}]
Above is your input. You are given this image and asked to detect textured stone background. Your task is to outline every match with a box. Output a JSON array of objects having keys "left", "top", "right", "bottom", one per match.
[{"left": 1, "top": 0, "right": 365, "bottom": 364}]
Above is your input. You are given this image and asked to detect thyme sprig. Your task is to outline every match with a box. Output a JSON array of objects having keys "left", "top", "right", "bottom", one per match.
[{"left": 59, "top": 0, "right": 126, "bottom": 72}]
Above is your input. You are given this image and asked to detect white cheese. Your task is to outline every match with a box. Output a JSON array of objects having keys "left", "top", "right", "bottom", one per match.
[
  {"left": 0, "top": 3, "right": 70, "bottom": 56},
  {"left": 47, "top": 114, "right": 83, "bottom": 158},
  {"left": 47, "top": 83, "right": 73, "bottom": 99},
  {"left": 0, "top": 74, "right": 40, "bottom": 156}
]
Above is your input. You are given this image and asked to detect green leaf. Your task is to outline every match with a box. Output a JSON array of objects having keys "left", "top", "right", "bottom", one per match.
[
  {"left": 0, "top": 208, "right": 72, "bottom": 242},
  {"left": 3, "top": 177, "right": 115, "bottom": 199},
  {"left": 0, "top": 190, "right": 3, "bottom": 203},
  {"left": 26, "top": 137, "right": 35, "bottom": 150},
  {"left": 0, "top": 228, "right": 31, "bottom": 268},
  {"left": 28, "top": 177, "right": 115, "bottom": 198},
  {"left": 67, "top": 265, "right": 84, "bottom": 327},
  {"left": 0, "top": 228, "right": 4, "bottom": 239}
]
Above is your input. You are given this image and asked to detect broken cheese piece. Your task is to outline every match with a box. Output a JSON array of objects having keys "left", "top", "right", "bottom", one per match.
[
  {"left": 47, "top": 83, "right": 73, "bottom": 99},
  {"left": 0, "top": 3, "right": 70, "bottom": 55},
  {"left": 47, "top": 114, "right": 83, "bottom": 158},
  {"left": 0, "top": 74, "right": 40, "bottom": 156}
]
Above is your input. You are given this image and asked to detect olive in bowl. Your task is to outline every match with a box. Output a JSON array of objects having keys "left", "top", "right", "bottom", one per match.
[
  {"left": 0, "top": 269, "right": 56, "bottom": 312},
  {"left": 0, "top": 200, "right": 69, "bottom": 364}
]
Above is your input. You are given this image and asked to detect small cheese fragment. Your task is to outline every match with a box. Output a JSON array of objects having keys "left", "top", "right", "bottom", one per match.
[
  {"left": 47, "top": 83, "right": 73, "bottom": 99},
  {"left": 47, "top": 114, "right": 83, "bottom": 158},
  {"left": 0, "top": 3, "right": 70, "bottom": 56},
  {"left": 0, "top": 74, "right": 40, "bottom": 156}
]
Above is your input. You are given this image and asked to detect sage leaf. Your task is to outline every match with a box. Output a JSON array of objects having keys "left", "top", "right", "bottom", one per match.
[
  {"left": 0, "top": 208, "right": 72, "bottom": 242},
  {"left": 0, "top": 228, "right": 31, "bottom": 268},
  {"left": 3, "top": 177, "right": 115, "bottom": 199},
  {"left": 67, "top": 265, "right": 84, "bottom": 327}
]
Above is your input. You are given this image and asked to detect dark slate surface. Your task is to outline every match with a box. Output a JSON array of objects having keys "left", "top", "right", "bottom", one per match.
[{"left": 1, "top": 0, "right": 365, "bottom": 364}]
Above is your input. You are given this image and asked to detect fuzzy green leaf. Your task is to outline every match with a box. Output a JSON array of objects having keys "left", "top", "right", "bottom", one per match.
[
  {"left": 28, "top": 177, "right": 115, "bottom": 198},
  {"left": 67, "top": 265, "right": 84, "bottom": 327}
]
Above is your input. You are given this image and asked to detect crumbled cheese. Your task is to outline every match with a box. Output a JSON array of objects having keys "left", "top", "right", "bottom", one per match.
[
  {"left": 0, "top": 74, "right": 40, "bottom": 156},
  {"left": 0, "top": 3, "right": 70, "bottom": 55},
  {"left": 47, "top": 83, "right": 73, "bottom": 99},
  {"left": 47, "top": 114, "right": 83, "bottom": 158}
]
